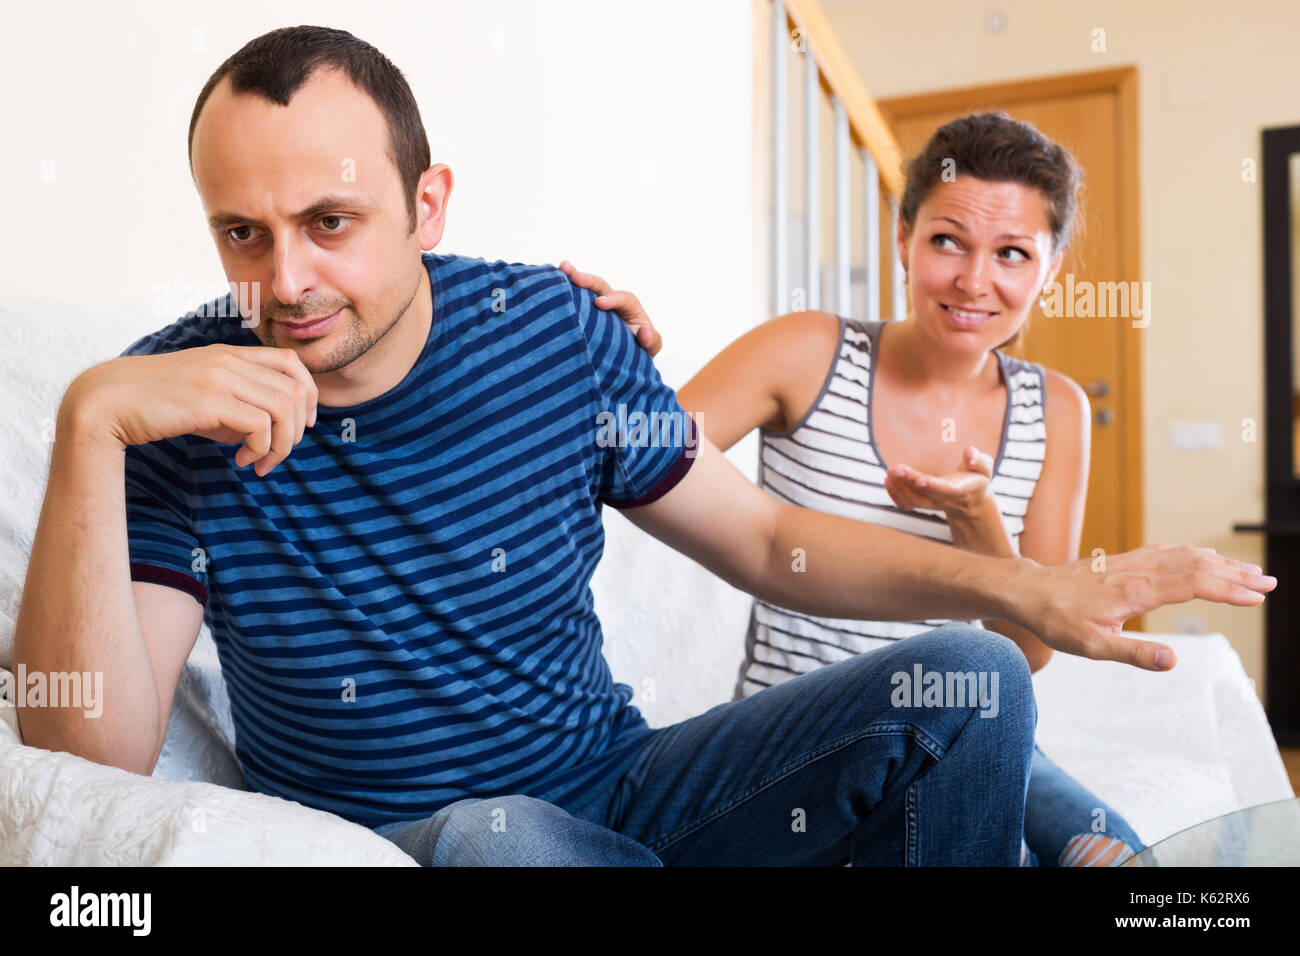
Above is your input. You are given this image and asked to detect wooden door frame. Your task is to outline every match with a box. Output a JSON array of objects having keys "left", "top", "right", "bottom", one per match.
[{"left": 877, "top": 66, "right": 1145, "bottom": 559}]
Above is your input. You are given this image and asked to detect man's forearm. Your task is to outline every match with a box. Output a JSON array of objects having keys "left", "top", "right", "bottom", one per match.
[
  {"left": 756, "top": 502, "right": 1043, "bottom": 627},
  {"left": 947, "top": 498, "right": 1055, "bottom": 669},
  {"left": 11, "top": 404, "right": 161, "bottom": 774}
]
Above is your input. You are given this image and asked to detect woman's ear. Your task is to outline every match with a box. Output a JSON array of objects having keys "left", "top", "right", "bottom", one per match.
[
  {"left": 1043, "top": 248, "right": 1065, "bottom": 291},
  {"left": 896, "top": 218, "right": 910, "bottom": 273}
]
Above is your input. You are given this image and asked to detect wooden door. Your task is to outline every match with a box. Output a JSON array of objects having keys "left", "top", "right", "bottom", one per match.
[{"left": 878, "top": 69, "right": 1143, "bottom": 570}]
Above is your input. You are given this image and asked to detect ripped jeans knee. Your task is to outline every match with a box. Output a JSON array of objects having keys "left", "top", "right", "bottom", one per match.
[{"left": 1058, "top": 832, "right": 1137, "bottom": 867}]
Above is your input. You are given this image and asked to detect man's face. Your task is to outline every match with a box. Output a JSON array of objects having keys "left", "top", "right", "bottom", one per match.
[{"left": 190, "top": 67, "right": 437, "bottom": 374}]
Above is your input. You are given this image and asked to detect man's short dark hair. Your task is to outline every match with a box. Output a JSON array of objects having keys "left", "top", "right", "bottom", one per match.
[{"left": 188, "top": 25, "right": 431, "bottom": 234}]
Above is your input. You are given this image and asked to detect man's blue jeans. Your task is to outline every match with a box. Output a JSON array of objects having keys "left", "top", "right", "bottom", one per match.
[{"left": 372, "top": 624, "right": 1036, "bottom": 865}]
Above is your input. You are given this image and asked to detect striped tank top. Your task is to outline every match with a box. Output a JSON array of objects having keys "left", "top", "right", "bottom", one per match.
[{"left": 736, "top": 316, "right": 1048, "bottom": 699}]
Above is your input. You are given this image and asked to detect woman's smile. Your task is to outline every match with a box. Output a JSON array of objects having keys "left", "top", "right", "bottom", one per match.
[{"left": 940, "top": 302, "right": 1000, "bottom": 329}]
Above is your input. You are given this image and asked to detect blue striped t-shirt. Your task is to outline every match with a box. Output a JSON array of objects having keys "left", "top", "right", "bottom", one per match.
[{"left": 122, "top": 252, "right": 696, "bottom": 828}]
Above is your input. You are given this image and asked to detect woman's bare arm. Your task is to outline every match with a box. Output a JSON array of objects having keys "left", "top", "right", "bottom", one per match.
[
  {"left": 978, "top": 367, "right": 1093, "bottom": 670},
  {"left": 675, "top": 311, "right": 842, "bottom": 453}
]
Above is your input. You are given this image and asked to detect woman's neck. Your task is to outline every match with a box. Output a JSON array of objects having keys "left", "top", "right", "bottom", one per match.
[{"left": 882, "top": 317, "right": 995, "bottom": 393}]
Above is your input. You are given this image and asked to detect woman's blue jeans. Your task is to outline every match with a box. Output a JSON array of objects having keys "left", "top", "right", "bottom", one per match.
[
  {"left": 372, "top": 624, "right": 1039, "bottom": 865},
  {"left": 1021, "top": 743, "right": 1145, "bottom": 866}
]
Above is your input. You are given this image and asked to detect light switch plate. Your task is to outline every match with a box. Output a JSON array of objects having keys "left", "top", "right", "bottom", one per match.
[{"left": 1170, "top": 421, "right": 1222, "bottom": 451}]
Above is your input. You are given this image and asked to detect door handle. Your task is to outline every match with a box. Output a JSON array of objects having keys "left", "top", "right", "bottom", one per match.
[{"left": 1082, "top": 380, "right": 1110, "bottom": 398}]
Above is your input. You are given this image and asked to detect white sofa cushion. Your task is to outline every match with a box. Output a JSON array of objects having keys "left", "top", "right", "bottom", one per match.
[{"left": 0, "top": 700, "right": 415, "bottom": 865}]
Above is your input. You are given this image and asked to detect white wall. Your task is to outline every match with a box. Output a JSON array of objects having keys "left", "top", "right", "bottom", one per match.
[
  {"left": 0, "top": 0, "right": 760, "bottom": 724},
  {"left": 0, "top": 0, "right": 754, "bottom": 382}
]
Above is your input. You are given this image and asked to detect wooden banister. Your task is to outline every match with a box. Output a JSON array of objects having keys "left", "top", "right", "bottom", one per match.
[{"left": 783, "top": 0, "right": 906, "bottom": 199}]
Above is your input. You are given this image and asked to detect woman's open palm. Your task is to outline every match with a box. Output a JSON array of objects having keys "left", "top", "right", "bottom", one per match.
[{"left": 884, "top": 445, "right": 995, "bottom": 519}]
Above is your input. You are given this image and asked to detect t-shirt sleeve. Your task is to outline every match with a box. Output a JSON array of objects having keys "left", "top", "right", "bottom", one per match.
[
  {"left": 124, "top": 436, "right": 209, "bottom": 606},
  {"left": 570, "top": 280, "right": 698, "bottom": 509}
]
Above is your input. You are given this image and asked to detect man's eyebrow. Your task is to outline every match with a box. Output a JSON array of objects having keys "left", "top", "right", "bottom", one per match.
[
  {"left": 934, "top": 216, "right": 1032, "bottom": 242},
  {"left": 207, "top": 194, "right": 378, "bottom": 230}
]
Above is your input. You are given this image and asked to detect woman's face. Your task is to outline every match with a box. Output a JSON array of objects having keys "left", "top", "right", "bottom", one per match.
[{"left": 898, "top": 177, "right": 1063, "bottom": 355}]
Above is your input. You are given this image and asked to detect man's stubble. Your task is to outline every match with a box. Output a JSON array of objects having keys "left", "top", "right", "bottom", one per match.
[{"left": 254, "top": 269, "right": 422, "bottom": 375}]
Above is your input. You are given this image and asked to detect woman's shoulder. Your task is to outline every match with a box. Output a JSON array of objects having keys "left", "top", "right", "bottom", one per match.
[
  {"left": 991, "top": 350, "right": 1089, "bottom": 440},
  {"left": 769, "top": 308, "right": 845, "bottom": 337},
  {"left": 1039, "top": 366, "right": 1085, "bottom": 397},
  {"left": 751, "top": 310, "right": 846, "bottom": 433},
  {"left": 995, "top": 351, "right": 1070, "bottom": 396},
  {"left": 760, "top": 310, "right": 846, "bottom": 365},
  {"left": 1016, "top": 362, "right": 1089, "bottom": 439},
  {"left": 1042, "top": 367, "right": 1089, "bottom": 436}
]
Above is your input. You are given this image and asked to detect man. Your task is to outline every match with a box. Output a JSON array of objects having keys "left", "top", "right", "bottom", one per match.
[{"left": 13, "top": 25, "right": 1274, "bottom": 866}]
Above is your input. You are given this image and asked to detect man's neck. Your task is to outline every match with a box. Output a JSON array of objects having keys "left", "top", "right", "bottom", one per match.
[{"left": 314, "top": 263, "right": 433, "bottom": 408}]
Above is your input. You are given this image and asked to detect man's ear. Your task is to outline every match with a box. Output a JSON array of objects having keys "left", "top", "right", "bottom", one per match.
[{"left": 415, "top": 164, "right": 454, "bottom": 251}]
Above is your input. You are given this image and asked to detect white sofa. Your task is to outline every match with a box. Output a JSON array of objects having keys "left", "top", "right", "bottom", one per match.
[{"left": 0, "top": 297, "right": 1292, "bottom": 865}]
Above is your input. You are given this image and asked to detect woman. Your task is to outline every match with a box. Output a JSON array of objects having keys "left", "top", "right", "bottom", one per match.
[{"left": 562, "top": 111, "right": 1145, "bottom": 866}]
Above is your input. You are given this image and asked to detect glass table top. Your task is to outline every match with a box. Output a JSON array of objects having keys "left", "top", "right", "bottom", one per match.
[{"left": 1125, "top": 797, "right": 1300, "bottom": 866}]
